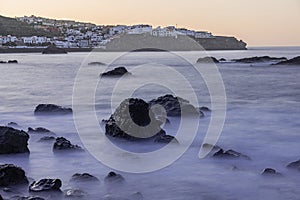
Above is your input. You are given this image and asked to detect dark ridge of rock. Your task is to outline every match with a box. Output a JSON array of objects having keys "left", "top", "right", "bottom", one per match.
[
  {"left": 100, "top": 66, "right": 130, "bottom": 77},
  {"left": 29, "top": 179, "right": 62, "bottom": 192},
  {"left": 88, "top": 61, "right": 106, "bottom": 65},
  {"left": 219, "top": 58, "right": 226, "bottom": 62},
  {"left": 53, "top": 137, "right": 82, "bottom": 151},
  {"left": 274, "top": 56, "right": 300, "bottom": 65},
  {"left": 7, "top": 60, "right": 18, "bottom": 63},
  {"left": 261, "top": 168, "right": 281, "bottom": 176},
  {"left": 0, "top": 194, "right": 2, "bottom": 200},
  {"left": 153, "top": 134, "right": 178, "bottom": 144},
  {"left": 34, "top": 104, "right": 72, "bottom": 115},
  {"left": 199, "top": 106, "right": 211, "bottom": 112},
  {"left": 64, "top": 189, "right": 87, "bottom": 198},
  {"left": 149, "top": 94, "right": 201, "bottom": 117},
  {"left": 38, "top": 136, "right": 56, "bottom": 142},
  {"left": 0, "top": 126, "right": 30, "bottom": 154},
  {"left": 213, "top": 149, "right": 251, "bottom": 160},
  {"left": 104, "top": 172, "right": 125, "bottom": 184},
  {"left": 286, "top": 159, "right": 300, "bottom": 170},
  {"left": 0, "top": 61, "right": 6, "bottom": 63},
  {"left": 0, "top": 164, "right": 28, "bottom": 186},
  {"left": 201, "top": 143, "right": 222, "bottom": 152},
  {"left": 42, "top": 45, "right": 67, "bottom": 54},
  {"left": 28, "top": 127, "right": 54, "bottom": 134},
  {"left": 9, "top": 196, "right": 45, "bottom": 200},
  {"left": 70, "top": 173, "right": 99, "bottom": 182},
  {"left": 196, "top": 56, "right": 219, "bottom": 63},
  {"left": 233, "top": 56, "right": 287, "bottom": 63},
  {"left": 7, "top": 122, "right": 21, "bottom": 128}
]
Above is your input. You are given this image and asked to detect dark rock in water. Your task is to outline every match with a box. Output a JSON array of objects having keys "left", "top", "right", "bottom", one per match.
[
  {"left": 70, "top": 173, "right": 99, "bottom": 182},
  {"left": 261, "top": 168, "right": 281, "bottom": 176},
  {"left": 64, "top": 189, "right": 87, "bottom": 198},
  {"left": 274, "top": 56, "right": 300, "bottom": 65},
  {"left": 100, "top": 66, "right": 130, "bottom": 77},
  {"left": 28, "top": 127, "right": 54, "bottom": 134},
  {"left": 213, "top": 149, "right": 250, "bottom": 160},
  {"left": 0, "top": 61, "right": 6, "bottom": 63},
  {"left": 286, "top": 159, "right": 300, "bottom": 170},
  {"left": 104, "top": 172, "right": 125, "bottom": 184},
  {"left": 149, "top": 94, "right": 200, "bottom": 117},
  {"left": 153, "top": 133, "right": 178, "bottom": 144},
  {"left": 53, "top": 137, "right": 82, "bottom": 151},
  {"left": 38, "top": 136, "right": 56, "bottom": 142},
  {"left": 0, "top": 164, "right": 28, "bottom": 186},
  {"left": 219, "top": 58, "right": 226, "bottom": 62},
  {"left": 29, "top": 179, "right": 62, "bottom": 192},
  {"left": 7, "top": 122, "right": 21, "bottom": 128},
  {"left": 0, "top": 195, "right": 2, "bottom": 200},
  {"left": 104, "top": 98, "right": 176, "bottom": 143},
  {"left": 199, "top": 106, "right": 211, "bottom": 112},
  {"left": 197, "top": 56, "right": 219, "bottom": 63},
  {"left": 9, "top": 196, "right": 45, "bottom": 200},
  {"left": 202, "top": 143, "right": 221, "bottom": 151},
  {"left": 0, "top": 126, "right": 29, "bottom": 154},
  {"left": 42, "top": 45, "right": 67, "bottom": 54},
  {"left": 88, "top": 61, "right": 106, "bottom": 65},
  {"left": 34, "top": 104, "right": 72, "bottom": 115},
  {"left": 7, "top": 60, "right": 18, "bottom": 64},
  {"left": 233, "top": 56, "right": 287, "bottom": 63}
]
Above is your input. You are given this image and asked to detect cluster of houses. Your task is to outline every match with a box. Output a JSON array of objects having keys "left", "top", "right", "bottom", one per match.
[{"left": 0, "top": 15, "right": 214, "bottom": 48}]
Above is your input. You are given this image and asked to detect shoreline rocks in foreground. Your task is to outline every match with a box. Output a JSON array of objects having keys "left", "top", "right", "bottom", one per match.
[
  {"left": 34, "top": 104, "right": 72, "bottom": 115},
  {"left": 0, "top": 126, "right": 29, "bottom": 154},
  {"left": 0, "top": 164, "right": 28, "bottom": 186},
  {"left": 274, "top": 56, "right": 300, "bottom": 65}
]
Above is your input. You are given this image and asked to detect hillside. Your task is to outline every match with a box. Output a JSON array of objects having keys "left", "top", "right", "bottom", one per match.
[{"left": 0, "top": 15, "right": 60, "bottom": 37}]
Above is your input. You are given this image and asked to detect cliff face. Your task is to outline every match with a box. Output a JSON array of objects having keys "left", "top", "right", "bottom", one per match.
[{"left": 105, "top": 34, "right": 247, "bottom": 51}]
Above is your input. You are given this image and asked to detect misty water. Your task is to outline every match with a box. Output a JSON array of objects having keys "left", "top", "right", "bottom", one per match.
[{"left": 0, "top": 47, "right": 300, "bottom": 200}]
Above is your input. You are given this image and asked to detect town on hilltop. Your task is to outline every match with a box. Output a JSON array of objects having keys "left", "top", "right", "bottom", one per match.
[{"left": 0, "top": 15, "right": 214, "bottom": 49}]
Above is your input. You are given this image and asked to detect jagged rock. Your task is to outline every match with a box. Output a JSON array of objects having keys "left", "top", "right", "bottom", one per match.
[
  {"left": 7, "top": 122, "right": 20, "bottom": 128},
  {"left": 213, "top": 149, "right": 250, "bottom": 160},
  {"left": 7, "top": 60, "right": 18, "bottom": 64},
  {"left": 0, "top": 164, "right": 28, "bottom": 186},
  {"left": 261, "top": 168, "right": 281, "bottom": 176},
  {"left": 9, "top": 196, "right": 45, "bottom": 200},
  {"left": 233, "top": 56, "right": 286, "bottom": 63},
  {"left": 53, "top": 137, "right": 82, "bottom": 151},
  {"left": 275, "top": 56, "right": 300, "bottom": 65},
  {"left": 29, "top": 179, "right": 62, "bottom": 192},
  {"left": 42, "top": 45, "right": 67, "bottom": 54},
  {"left": 64, "top": 189, "right": 87, "bottom": 198},
  {"left": 38, "top": 136, "right": 56, "bottom": 142},
  {"left": 100, "top": 66, "right": 130, "bottom": 77},
  {"left": 34, "top": 104, "right": 72, "bottom": 115},
  {"left": 28, "top": 127, "right": 54, "bottom": 134},
  {"left": 0, "top": 126, "right": 29, "bottom": 154},
  {"left": 197, "top": 56, "right": 219, "bottom": 63},
  {"left": 70, "top": 173, "right": 99, "bottom": 182},
  {"left": 149, "top": 94, "right": 201, "bottom": 117},
  {"left": 104, "top": 172, "right": 125, "bottom": 184},
  {"left": 286, "top": 159, "right": 300, "bottom": 170},
  {"left": 88, "top": 61, "right": 106, "bottom": 65}
]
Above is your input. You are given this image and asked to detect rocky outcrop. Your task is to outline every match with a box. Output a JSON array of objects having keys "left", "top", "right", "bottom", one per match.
[
  {"left": 34, "top": 104, "right": 72, "bottom": 115},
  {"left": 53, "top": 137, "right": 82, "bottom": 151},
  {"left": 0, "top": 60, "right": 18, "bottom": 64},
  {"left": 100, "top": 67, "right": 130, "bottom": 77},
  {"left": 28, "top": 127, "right": 54, "bottom": 134},
  {"left": 0, "top": 126, "right": 29, "bottom": 154},
  {"left": 7, "top": 122, "right": 21, "bottom": 128},
  {"left": 274, "top": 56, "right": 300, "bottom": 65},
  {"left": 38, "top": 136, "right": 56, "bottom": 142},
  {"left": 104, "top": 172, "right": 125, "bottom": 184},
  {"left": 286, "top": 159, "right": 300, "bottom": 170},
  {"left": 233, "top": 56, "right": 287, "bottom": 63},
  {"left": 213, "top": 149, "right": 250, "bottom": 160},
  {"left": 0, "top": 164, "right": 28, "bottom": 186},
  {"left": 8, "top": 196, "right": 45, "bottom": 200},
  {"left": 29, "top": 179, "right": 62, "bottom": 192},
  {"left": 196, "top": 56, "right": 219, "bottom": 63},
  {"left": 42, "top": 45, "right": 67, "bottom": 54},
  {"left": 70, "top": 173, "right": 99, "bottom": 182},
  {"left": 88, "top": 61, "right": 106, "bottom": 65},
  {"left": 261, "top": 168, "right": 281, "bottom": 176}
]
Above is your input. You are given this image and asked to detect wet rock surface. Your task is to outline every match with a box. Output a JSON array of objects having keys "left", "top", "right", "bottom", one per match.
[
  {"left": 64, "top": 189, "right": 87, "bottom": 198},
  {"left": 34, "top": 104, "right": 72, "bottom": 115},
  {"left": 53, "top": 137, "right": 82, "bottom": 151},
  {"left": 70, "top": 173, "right": 99, "bottom": 182},
  {"left": 100, "top": 67, "right": 130, "bottom": 77},
  {"left": 0, "top": 126, "right": 29, "bottom": 154},
  {"left": 29, "top": 179, "right": 62, "bottom": 192},
  {"left": 0, "top": 164, "right": 28, "bottom": 186}
]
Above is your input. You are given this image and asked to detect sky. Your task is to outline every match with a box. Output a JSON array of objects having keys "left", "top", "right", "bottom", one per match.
[{"left": 1, "top": 0, "right": 300, "bottom": 46}]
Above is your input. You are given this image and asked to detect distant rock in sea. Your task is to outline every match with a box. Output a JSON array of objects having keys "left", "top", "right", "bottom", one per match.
[
  {"left": 28, "top": 127, "right": 55, "bottom": 135},
  {"left": 53, "top": 137, "right": 82, "bottom": 151},
  {"left": 70, "top": 173, "right": 99, "bottom": 182},
  {"left": 286, "top": 159, "right": 300, "bottom": 170},
  {"left": 196, "top": 56, "right": 219, "bottom": 63},
  {"left": 42, "top": 45, "right": 67, "bottom": 54},
  {"left": 261, "top": 168, "right": 281, "bottom": 176},
  {"left": 0, "top": 60, "right": 18, "bottom": 64},
  {"left": 0, "top": 126, "right": 29, "bottom": 154},
  {"left": 34, "top": 104, "right": 72, "bottom": 115},
  {"left": 274, "top": 56, "right": 300, "bottom": 65},
  {"left": 100, "top": 66, "right": 130, "bottom": 77},
  {"left": 88, "top": 61, "right": 106, "bottom": 66},
  {"left": 232, "top": 56, "right": 287, "bottom": 63}
]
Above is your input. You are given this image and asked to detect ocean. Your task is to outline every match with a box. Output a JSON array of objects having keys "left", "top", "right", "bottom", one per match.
[{"left": 0, "top": 46, "right": 299, "bottom": 199}]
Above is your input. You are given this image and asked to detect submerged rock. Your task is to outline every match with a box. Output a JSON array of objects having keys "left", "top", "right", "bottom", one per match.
[
  {"left": 9, "top": 196, "right": 45, "bottom": 200},
  {"left": 29, "top": 179, "right": 62, "bottom": 192},
  {"left": 286, "top": 159, "right": 300, "bottom": 170},
  {"left": 0, "top": 164, "right": 28, "bottom": 186},
  {"left": 70, "top": 173, "right": 99, "bottom": 182},
  {"left": 53, "top": 137, "right": 82, "bottom": 151},
  {"left": 0, "top": 126, "right": 29, "bottom": 154},
  {"left": 42, "top": 45, "right": 67, "bottom": 54},
  {"left": 196, "top": 56, "right": 219, "bottom": 63},
  {"left": 100, "top": 66, "right": 130, "bottom": 77},
  {"left": 28, "top": 127, "right": 53, "bottom": 134},
  {"left": 213, "top": 149, "right": 250, "bottom": 160},
  {"left": 274, "top": 56, "right": 300, "bottom": 65},
  {"left": 88, "top": 61, "right": 106, "bottom": 65},
  {"left": 64, "top": 189, "right": 87, "bottom": 198},
  {"left": 233, "top": 56, "right": 287, "bottom": 63},
  {"left": 104, "top": 172, "right": 125, "bottom": 184},
  {"left": 34, "top": 104, "right": 72, "bottom": 115},
  {"left": 261, "top": 168, "right": 281, "bottom": 176}
]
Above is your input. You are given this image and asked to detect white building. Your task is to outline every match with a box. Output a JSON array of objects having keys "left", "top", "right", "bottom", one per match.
[
  {"left": 109, "top": 25, "right": 127, "bottom": 35},
  {"left": 152, "top": 26, "right": 177, "bottom": 37},
  {"left": 195, "top": 31, "right": 213, "bottom": 38},
  {"left": 127, "top": 25, "right": 152, "bottom": 35}
]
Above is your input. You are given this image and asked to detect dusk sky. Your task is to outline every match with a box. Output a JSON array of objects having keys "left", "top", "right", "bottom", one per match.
[{"left": 1, "top": 0, "right": 299, "bottom": 46}]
